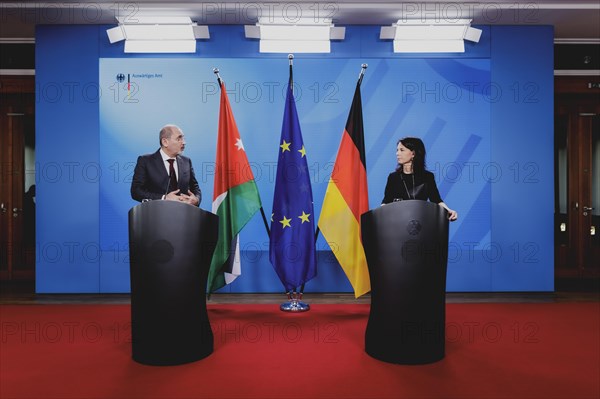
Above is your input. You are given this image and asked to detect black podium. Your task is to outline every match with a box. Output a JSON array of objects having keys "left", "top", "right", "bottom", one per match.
[
  {"left": 361, "top": 200, "right": 449, "bottom": 364},
  {"left": 128, "top": 200, "right": 218, "bottom": 366}
]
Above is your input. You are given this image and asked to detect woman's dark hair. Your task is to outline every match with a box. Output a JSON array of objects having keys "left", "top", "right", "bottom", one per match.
[{"left": 397, "top": 137, "right": 427, "bottom": 174}]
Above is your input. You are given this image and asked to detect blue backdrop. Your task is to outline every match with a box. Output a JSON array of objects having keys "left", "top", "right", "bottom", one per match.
[{"left": 35, "top": 25, "right": 553, "bottom": 293}]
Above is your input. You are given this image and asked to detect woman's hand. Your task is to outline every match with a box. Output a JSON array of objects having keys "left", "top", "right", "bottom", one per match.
[
  {"left": 447, "top": 209, "right": 458, "bottom": 221},
  {"left": 438, "top": 202, "right": 458, "bottom": 221}
]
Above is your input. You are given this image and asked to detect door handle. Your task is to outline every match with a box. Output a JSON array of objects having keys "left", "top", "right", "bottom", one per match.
[{"left": 583, "top": 206, "right": 594, "bottom": 211}]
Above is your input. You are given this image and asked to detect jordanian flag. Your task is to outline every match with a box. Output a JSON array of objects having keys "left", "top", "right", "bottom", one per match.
[
  {"left": 208, "top": 82, "right": 262, "bottom": 294},
  {"left": 318, "top": 77, "right": 370, "bottom": 298}
]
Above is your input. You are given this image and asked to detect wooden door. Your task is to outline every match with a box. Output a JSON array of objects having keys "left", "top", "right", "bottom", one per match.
[
  {"left": 555, "top": 76, "right": 600, "bottom": 278},
  {"left": 0, "top": 76, "right": 35, "bottom": 280}
]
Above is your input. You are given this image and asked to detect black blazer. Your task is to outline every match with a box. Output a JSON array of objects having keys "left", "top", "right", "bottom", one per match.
[
  {"left": 130, "top": 150, "right": 202, "bottom": 204},
  {"left": 381, "top": 170, "right": 442, "bottom": 205}
]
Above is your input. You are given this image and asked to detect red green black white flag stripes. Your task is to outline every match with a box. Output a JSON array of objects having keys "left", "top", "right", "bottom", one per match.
[{"left": 207, "top": 80, "right": 262, "bottom": 294}]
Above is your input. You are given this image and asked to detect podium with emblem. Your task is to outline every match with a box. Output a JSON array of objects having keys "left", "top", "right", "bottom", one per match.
[
  {"left": 128, "top": 200, "right": 218, "bottom": 365},
  {"left": 361, "top": 200, "right": 449, "bottom": 364}
]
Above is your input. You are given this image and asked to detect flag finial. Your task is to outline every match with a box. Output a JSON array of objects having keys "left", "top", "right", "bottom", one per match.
[
  {"left": 288, "top": 54, "right": 294, "bottom": 88},
  {"left": 213, "top": 67, "right": 223, "bottom": 86},
  {"left": 359, "top": 64, "right": 368, "bottom": 85}
]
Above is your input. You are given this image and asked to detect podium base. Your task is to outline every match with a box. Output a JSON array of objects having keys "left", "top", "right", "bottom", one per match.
[{"left": 280, "top": 292, "right": 310, "bottom": 312}]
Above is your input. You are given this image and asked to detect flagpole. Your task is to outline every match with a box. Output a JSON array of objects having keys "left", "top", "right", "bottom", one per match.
[
  {"left": 288, "top": 54, "right": 293, "bottom": 89},
  {"left": 279, "top": 53, "right": 310, "bottom": 312},
  {"left": 259, "top": 208, "right": 271, "bottom": 237}
]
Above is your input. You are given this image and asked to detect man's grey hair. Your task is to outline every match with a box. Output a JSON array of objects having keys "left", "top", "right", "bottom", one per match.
[{"left": 159, "top": 124, "right": 181, "bottom": 147}]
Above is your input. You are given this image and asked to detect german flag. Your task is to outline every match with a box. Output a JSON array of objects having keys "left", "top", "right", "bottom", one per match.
[{"left": 318, "top": 76, "right": 370, "bottom": 297}]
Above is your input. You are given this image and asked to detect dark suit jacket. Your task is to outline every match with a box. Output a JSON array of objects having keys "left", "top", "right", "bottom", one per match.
[
  {"left": 130, "top": 150, "right": 202, "bottom": 205},
  {"left": 381, "top": 170, "right": 442, "bottom": 205}
]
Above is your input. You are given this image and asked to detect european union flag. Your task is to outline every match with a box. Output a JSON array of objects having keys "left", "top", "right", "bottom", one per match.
[{"left": 269, "top": 81, "right": 317, "bottom": 292}]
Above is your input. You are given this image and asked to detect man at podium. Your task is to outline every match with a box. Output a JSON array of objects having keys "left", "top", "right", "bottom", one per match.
[
  {"left": 382, "top": 137, "right": 457, "bottom": 221},
  {"left": 131, "top": 124, "right": 201, "bottom": 206}
]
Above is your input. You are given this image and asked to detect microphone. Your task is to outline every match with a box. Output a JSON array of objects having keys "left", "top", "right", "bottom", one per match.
[{"left": 163, "top": 175, "right": 171, "bottom": 200}]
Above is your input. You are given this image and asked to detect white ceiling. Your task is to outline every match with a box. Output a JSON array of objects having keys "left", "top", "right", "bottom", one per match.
[{"left": 0, "top": 1, "right": 599, "bottom": 40}]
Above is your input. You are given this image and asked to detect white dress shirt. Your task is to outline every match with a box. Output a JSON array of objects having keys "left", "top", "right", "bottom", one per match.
[{"left": 159, "top": 148, "right": 179, "bottom": 181}]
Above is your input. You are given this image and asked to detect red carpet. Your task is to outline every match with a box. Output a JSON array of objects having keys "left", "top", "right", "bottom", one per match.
[{"left": 1, "top": 303, "right": 598, "bottom": 398}]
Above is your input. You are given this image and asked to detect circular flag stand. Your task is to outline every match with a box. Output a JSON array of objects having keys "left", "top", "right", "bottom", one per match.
[{"left": 280, "top": 291, "right": 310, "bottom": 312}]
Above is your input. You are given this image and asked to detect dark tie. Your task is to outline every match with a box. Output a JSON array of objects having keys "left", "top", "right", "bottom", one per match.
[{"left": 167, "top": 159, "right": 178, "bottom": 193}]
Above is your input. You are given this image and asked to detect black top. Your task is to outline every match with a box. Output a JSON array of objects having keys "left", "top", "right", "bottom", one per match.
[{"left": 382, "top": 170, "right": 443, "bottom": 204}]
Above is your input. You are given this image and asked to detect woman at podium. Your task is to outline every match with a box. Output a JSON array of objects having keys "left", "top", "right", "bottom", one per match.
[{"left": 382, "top": 137, "right": 458, "bottom": 221}]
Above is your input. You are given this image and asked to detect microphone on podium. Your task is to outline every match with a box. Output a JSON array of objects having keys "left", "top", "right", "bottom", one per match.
[{"left": 163, "top": 175, "right": 171, "bottom": 200}]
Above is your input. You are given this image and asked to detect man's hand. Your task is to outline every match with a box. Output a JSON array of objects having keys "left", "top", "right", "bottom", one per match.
[
  {"left": 165, "top": 189, "right": 181, "bottom": 201},
  {"left": 179, "top": 190, "right": 199, "bottom": 206}
]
